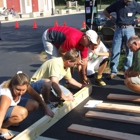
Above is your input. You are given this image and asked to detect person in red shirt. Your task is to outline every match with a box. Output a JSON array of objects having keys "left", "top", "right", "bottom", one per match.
[{"left": 42, "top": 26, "right": 94, "bottom": 84}]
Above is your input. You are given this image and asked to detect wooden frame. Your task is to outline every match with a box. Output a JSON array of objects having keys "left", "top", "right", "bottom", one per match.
[{"left": 13, "top": 86, "right": 92, "bottom": 140}]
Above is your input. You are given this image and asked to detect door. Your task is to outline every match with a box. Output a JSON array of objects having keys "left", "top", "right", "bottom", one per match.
[
  {"left": 6, "top": 0, "right": 20, "bottom": 12},
  {"left": 32, "top": 0, "right": 38, "bottom": 12}
]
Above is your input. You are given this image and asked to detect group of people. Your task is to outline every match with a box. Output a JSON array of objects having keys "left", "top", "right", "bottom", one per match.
[
  {"left": 103, "top": 0, "right": 140, "bottom": 94},
  {"left": 1, "top": 0, "right": 140, "bottom": 139},
  {"left": 0, "top": 7, "right": 16, "bottom": 16}
]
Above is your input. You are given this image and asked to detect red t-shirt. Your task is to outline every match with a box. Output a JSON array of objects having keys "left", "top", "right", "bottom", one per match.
[{"left": 46, "top": 26, "right": 88, "bottom": 58}]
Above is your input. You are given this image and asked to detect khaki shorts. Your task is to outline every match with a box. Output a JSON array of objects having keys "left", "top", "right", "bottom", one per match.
[
  {"left": 42, "top": 30, "right": 58, "bottom": 60},
  {"left": 31, "top": 79, "right": 70, "bottom": 96}
]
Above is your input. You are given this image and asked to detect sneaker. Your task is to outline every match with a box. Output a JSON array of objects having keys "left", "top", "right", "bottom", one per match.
[
  {"left": 94, "top": 78, "right": 106, "bottom": 86},
  {"left": 106, "top": 74, "right": 117, "bottom": 80}
]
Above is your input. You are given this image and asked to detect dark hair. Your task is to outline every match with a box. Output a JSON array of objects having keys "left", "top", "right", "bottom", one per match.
[{"left": 1, "top": 72, "right": 29, "bottom": 88}]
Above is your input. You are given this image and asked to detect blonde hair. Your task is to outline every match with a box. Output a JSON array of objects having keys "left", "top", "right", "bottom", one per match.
[
  {"left": 1, "top": 73, "right": 29, "bottom": 88},
  {"left": 63, "top": 49, "right": 79, "bottom": 62},
  {"left": 97, "top": 36, "right": 101, "bottom": 45}
]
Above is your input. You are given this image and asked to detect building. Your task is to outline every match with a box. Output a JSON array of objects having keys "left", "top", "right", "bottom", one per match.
[{"left": 0, "top": 0, "right": 55, "bottom": 14}]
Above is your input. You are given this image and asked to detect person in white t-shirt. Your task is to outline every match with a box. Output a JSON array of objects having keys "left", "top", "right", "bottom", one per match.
[
  {"left": 0, "top": 72, "right": 54, "bottom": 140},
  {"left": 86, "top": 30, "right": 110, "bottom": 86}
]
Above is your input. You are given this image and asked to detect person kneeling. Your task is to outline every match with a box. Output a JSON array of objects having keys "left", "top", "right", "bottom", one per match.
[{"left": 0, "top": 72, "right": 54, "bottom": 140}]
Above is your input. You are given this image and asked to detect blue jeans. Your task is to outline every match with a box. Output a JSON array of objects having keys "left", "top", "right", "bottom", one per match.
[{"left": 110, "top": 26, "right": 134, "bottom": 74}]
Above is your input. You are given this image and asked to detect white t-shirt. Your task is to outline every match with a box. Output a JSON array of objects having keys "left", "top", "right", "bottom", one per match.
[
  {"left": 88, "top": 41, "right": 108, "bottom": 63},
  {"left": 0, "top": 86, "right": 21, "bottom": 106}
]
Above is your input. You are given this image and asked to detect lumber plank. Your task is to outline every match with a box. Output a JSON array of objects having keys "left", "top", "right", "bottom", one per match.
[
  {"left": 95, "top": 102, "right": 140, "bottom": 113},
  {"left": 68, "top": 124, "right": 140, "bottom": 140},
  {"left": 107, "top": 93, "right": 140, "bottom": 102},
  {"left": 12, "top": 86, "right": 92, "bottom": 140},
  {"left": 85, "top": 111, "right": 140, "bottom": 124}
]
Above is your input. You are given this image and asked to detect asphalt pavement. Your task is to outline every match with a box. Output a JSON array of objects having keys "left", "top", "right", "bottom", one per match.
[{"left": 1, "top": 11, "right": 140, "bottom": 140}]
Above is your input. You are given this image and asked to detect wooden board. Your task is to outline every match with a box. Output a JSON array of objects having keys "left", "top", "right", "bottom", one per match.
[
  {"left": 68, "top": 124, "right": 140, "bottom": 140},
  {"left": 95, "top": 102, "right": 140, "bottom": 113},
  {"left": 85, "top": 111, "right": 140, "bottom": 124},
  {"left": 107, "top": 94, "right": 140, "bottom": 102},
  {"left": 12, "top": 86, "right": 92, "bottom": 140}
]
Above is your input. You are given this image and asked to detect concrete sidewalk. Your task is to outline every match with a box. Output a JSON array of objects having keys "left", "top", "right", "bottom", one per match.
[
  {"left": 0, "top": 10, "right": 85, "bottom": 23},
  {"left": 0, "top": 9, "right": 105, "bottom": 24}
]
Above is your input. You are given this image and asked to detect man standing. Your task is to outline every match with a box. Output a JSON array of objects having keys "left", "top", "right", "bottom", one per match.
[
  {"left": 103, "top": 0, "right": 140, "bottom": 79},
  {"left": 124, "top": 36, "right": 140, "bottom": 93},
  {"left": 42, "top": 26, "right": 96, "bottom": 84}
]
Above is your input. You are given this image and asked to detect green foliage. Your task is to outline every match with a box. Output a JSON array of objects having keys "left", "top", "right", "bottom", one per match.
[
  {"left": 118, "top": 54, "right": 125, "bottom": 72},
  {"left": 64, "top": 6, "right": 76, "bottom": 9},
  {"left": 55, "top": 0, "right": 116, "bottom": 6},
  {"left": 55, "top": 0, "right": 67, "bottom": 5}
]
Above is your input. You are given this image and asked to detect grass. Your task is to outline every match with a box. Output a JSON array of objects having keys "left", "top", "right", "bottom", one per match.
[
  {"left": 55, "top": 4, "right": 108, "bottom": 10},
  {"left": 105, "top": 54, "right": 125, "bottom": 73}
]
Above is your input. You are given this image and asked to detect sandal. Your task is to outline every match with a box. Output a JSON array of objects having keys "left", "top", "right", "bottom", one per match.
[{"left": 0, "top": 132, "right": 15, "bottom": 140}]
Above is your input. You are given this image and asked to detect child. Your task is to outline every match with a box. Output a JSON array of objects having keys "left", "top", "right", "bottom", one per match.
[{"left": 86, "top": 30, "right": 110, "bottom": 86}]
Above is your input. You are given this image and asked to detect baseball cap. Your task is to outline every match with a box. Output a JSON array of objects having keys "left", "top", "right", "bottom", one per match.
[{"left": 85, "top": 30, "right": 98, "bottom": 44}]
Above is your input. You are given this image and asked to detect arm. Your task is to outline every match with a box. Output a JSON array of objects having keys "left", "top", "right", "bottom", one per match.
[
  {"left": 67, "top": 78, "right": 87, "bottom": 88},
  {"left": 0, "top": 95, "right": 11, "bottom": 131},
  {"left": 27, "top": 85, "right": 54, "bottom": 117},
  {"left": 124, "top": 66, "right": 133, "bottom": 78},
  {"left": 51, "top": 76, "right": 75, "bottom": 101},
  {"left": 58, "top": 46, "right": 66, "bottom": 57},
  {"left": 81, "top": 58, "right": 90, "bottom": 84},
  {"left": 103, "top": 9, "right": 115, "bottom": 21},
  {"left": 51, "top": 76, "right": 63, "bottom": 97},
  {"left": 128, "top": 71, "right": 140, "bottom": 77},
  {"left": 93, "top": 51, "right": 110, "bottom": 57}
]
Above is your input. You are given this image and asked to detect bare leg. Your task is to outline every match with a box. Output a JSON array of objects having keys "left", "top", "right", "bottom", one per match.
[
  {"left": 2, "top": 106, "right": 28, "bottom": 128},
  {"left": 77, "top": 65, "right": 83, "bottom": 83},
  {"left": 124, "top": 78, "right": 140, "bottom": 93},
  {"left": 41, "top": 79, "right": 52, "bottom": 103},
  {"left": 25, "top": 99, "right": 39, "bottom": 113}
]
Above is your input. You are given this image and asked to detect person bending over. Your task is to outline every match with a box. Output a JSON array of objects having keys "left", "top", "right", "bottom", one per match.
[{"left": 31, "top": 49, "right": 87, "bottom": 103}]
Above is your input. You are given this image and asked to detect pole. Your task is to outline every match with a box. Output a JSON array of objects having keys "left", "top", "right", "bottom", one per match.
[
  {"left": 51, "top": 0, "right": 55, "bottom": 15},
  {"left": 90, "top": 0, "right": 95, "bottom": 29},
  {"left": 100, "top": 0, "right": 101, "bottom": 10}
]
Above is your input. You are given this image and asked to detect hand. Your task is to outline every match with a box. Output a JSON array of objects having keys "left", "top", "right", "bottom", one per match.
[
  {"left": 81, "top": 84, "right": 89, "bottom": 88},
  {"left": 110, "top": 16, "right": 116, "bottom": 22},
  {"left": 77, "top": 60, "right": 84, "bottom": 65},
  {"left": 91, "top": 50, "right": 98, "bottom": 55},
  {"left": 61, "top": 93, "right": 75, "bottom": 101},
  {"left": 45, "top": 107, "right": 54, "bottom": 117},
  {"left": 124, "top": 70, "right": 129, "bottom": 79},
  {"left": 82, "top": 77, "right": 91, "bottom": 85}
]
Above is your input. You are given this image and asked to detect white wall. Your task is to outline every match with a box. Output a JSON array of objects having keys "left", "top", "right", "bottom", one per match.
[{"left": 0, "top": 0, "right": 54, "bottom": 14}]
